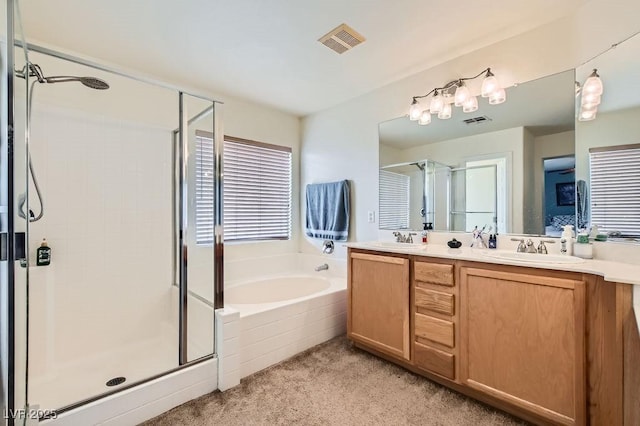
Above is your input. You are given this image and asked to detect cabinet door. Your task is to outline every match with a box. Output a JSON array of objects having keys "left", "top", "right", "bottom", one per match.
[
  {"left": 348, "top": 252, "right": 410, "bottom": 361},
  {"left": 460, "top": 267, "right": 585, "bottom": 425}
]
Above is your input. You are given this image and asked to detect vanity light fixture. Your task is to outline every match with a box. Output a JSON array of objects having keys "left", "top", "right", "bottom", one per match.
[
  {"left": 578, "top": 69, "right": 603, "bottom": 121},
  {"left": 409, "top": 68, "right": 506, "bottom": 125}
]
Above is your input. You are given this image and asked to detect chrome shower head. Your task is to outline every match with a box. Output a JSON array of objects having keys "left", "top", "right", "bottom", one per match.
[{"left": 44, "top": 75, "right": 109, "bottom": 90}]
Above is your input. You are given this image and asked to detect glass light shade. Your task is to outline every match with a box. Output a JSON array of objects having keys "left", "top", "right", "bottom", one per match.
[
  {"left": 488, "top": 88, "right": 506, "bottom": 105},
  {"left": 418, "top": 110, "right": 432, "bottom": 125},
  {"left": 583, "top": 74, "right": 603, "bottom": 96},
  {"left": 454, "top": 84, "right": 471, "bottom": 107},
  {"left": 481, "top": 75, "right": 499, "bottom": 97},
  {"left": 578, "top": 107, "right": 597, "bottom": 121},
  {"left": 409, "top": 101, "right": 422, "bottom": 120},
  {"left": 581, "top": 92, "right": 601, "bottom": 107},
  {"left": 437, "top": 102, "right": 452, "bottom": 119},
  {"left": 462, "top": 96, "right": 478, "bottom": 113},
  {"left": 430, "top": 94, "right": 444, "bottom": 114}
]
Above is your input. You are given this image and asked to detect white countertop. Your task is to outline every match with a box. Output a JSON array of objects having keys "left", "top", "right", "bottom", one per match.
[{"left": 346, "top": 242, "right": 640, "bottom": 286}]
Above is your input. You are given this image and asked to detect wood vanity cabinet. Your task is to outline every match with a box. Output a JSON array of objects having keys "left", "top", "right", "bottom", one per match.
[
  {"left": 347, "top": 250, "right": 410, "bottom": 361},
  {"left": 347, "top": 249, "right": 636, "bottom": 425},
  {"left": 459, "top": 264, "right": 586, "bottom": 425}
]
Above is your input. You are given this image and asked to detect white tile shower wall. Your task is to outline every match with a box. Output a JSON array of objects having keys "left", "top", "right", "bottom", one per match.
[
  {"left": 27, "top": 103, "right": 175, "bottom": 375},
  {"left": 215, "top": 307, "right": 241, "bottom": 391}
]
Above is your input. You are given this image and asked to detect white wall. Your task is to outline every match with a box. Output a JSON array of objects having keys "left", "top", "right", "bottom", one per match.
[
  {"left": 379, "top": 143, "right": 402, "bottom": 166},
  {"left": 300, "top": 0, "right": 640, "bottom": 257}
]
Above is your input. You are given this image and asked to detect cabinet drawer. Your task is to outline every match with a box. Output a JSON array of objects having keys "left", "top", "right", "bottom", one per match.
[
  {"left": 415, "top": 288, "right": 454, "bottom": 316},
  {"left": 414, "top": 262, "right": 454, "bottom": 287},
  {"left": 414, "top": 342, "right": 455, "bottom": 379},
  {"left": 415, "top": 313, "right": 455, "bottom": 348}
]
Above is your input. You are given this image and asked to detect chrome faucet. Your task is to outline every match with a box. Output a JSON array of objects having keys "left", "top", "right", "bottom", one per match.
[
  {"left": 393, "top": 231, "right": 405, "bottom": 242},
  {"left": 314, "top": 263, "right": 329, "bottom": 272},
  {"left": 322, "top": 240, "right": 334, "bottom": 254},
  {"left": 537, "top": 240, "right": 555, "bottom": 254},
  {"left": 525, "top": 239, "right": 537, "bottom": 253},
  {"left": 406, "top": 232, "right": 416, "bottom": 243},
  {"left": 511, "top": 238, "right": 526, "bottom": 253}
]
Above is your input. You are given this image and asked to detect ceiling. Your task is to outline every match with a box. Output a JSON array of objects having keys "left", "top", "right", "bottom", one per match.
[
  {"left": 379, "top": 69, "right": 576, "bottom": 149},
  {"left": 19, "top": 0, "right": 587, "bottom": 116}
]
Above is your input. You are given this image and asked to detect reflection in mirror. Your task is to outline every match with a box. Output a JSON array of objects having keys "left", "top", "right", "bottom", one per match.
[
  {"left": 379, "top": 160, "right": 449, "bottom": 231},
  {"left": 379, "top": 70, "right": 576, "bottom": 236},
  {"left": 575, "top": 32, "right": 640, "bottom": 241}
]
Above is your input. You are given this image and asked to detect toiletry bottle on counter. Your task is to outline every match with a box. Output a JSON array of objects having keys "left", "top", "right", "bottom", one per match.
[
  {"left": 560, "top": 225, "right": 574, "bottom": 256},
  {"left": 421, "top": 222, "right": 433, "bottom": 245},
  {"left": 488, "top": 234, "right": 497, "bottom": 249},
  {"left": 36, "top": 238, "right": 51, "bottom": 266}
]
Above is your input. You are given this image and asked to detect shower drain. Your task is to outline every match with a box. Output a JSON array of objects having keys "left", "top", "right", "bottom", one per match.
[{"left": 106, "top": 377, "right": 126, "bottom": 387}]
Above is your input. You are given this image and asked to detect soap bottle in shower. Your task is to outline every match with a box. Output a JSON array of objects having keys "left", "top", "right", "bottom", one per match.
[{"left": 37, "top": 238, "right": 51, "bottom": 266}]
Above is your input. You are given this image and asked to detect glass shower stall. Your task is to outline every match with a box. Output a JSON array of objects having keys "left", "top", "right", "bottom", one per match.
[{"left": 1, "top": 1, "right": 223, "bottom": 421}]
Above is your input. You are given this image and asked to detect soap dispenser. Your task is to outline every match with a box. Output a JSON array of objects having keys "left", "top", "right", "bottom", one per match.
[
  {"left": 36, "top": 238, "right": 51, "bottom": 266},
  {"left": 560, "top": 225, "right": 574, "bottom": 256}
]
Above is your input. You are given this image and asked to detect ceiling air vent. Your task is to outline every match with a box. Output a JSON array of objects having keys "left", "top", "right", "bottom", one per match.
[
  {"left": 319, "top": 23, "right": 366, "bottom": 54},
  {"left": 462, "top": 115, "right": 492, "bottom": 125}
]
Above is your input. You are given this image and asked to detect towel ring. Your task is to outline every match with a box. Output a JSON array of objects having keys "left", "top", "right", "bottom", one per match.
[{"left": 322, "top": 240, "right": 335, "bottom": 254}]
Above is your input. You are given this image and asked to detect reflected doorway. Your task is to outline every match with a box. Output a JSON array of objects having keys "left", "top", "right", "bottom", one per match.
[{"left": 543, "top": 155, "right": 576, "bottom": 237}]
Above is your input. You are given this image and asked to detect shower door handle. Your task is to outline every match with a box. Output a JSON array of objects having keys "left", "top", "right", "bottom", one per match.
[{"left": 0, "top": 232, "right": 25, "bottom": 262}]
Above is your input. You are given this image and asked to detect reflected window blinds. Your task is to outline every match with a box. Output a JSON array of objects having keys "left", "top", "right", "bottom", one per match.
[
  {"left": 379, "top": 170, "right": 410, "bottom": 229},
  {"left": 589, "top": 144, "right": 640, "bottom": 237}
]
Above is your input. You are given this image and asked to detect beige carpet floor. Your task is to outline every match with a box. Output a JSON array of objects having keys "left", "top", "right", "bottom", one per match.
[{"left": 143, "top": 335, "right": 529, "bottom": 426}]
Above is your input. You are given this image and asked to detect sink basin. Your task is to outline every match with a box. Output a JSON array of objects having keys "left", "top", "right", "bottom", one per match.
[
  {"left": 366, "top": 241, "right": 426, "bottom": 250},
  {"left": 481, "top": 251, "right": 585, "bottom": 264}
]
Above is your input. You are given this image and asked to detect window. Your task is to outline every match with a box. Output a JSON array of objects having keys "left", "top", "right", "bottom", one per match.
[
  {"left": 195, "top": 133, "right": 292, "bottom": 244},
  {"left": 379, "top": 170, "right": 410, "bottom": 229},
  {"left": 589, "top": 144, "right": 640, "bottom": 237},
  {"left": 195, "top": 132, "right": 215, "bottom": 244}
]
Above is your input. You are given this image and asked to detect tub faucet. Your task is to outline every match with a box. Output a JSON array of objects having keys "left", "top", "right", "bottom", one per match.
[
  {"left": 322, "top": 240, "right": 335, "bottom": 254},
  {"left": 315, "top": 263, "right": 329, "bottom": 272}
]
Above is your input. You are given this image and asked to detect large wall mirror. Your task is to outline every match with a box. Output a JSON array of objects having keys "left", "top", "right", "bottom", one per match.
[
  {"left": 575, "top": 32, "right": 640, "bottom": 242},
  {"left": 379, "top": 69, "right": 576, "bottom": 236}
]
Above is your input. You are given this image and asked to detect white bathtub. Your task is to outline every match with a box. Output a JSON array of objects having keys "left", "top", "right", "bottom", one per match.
[
  {"left": 226, "top": 276, "right": 331, "bottom": 304},
  {"left": 224, "top": 254, "right": 347, "bottom": 379}
]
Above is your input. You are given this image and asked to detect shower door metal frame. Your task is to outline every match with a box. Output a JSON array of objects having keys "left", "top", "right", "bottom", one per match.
[
  {"left": 2, "top": 1, "right": 18, "bottom": 424},
  {"left": 4, "top": 37, "right": 224, "bottom": 416},
  {"left": 173, "top": 100, "right": 224, "bottom": 365}
]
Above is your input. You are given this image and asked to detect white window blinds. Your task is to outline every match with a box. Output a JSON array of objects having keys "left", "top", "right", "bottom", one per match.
[
  {"left": 379, "top": 170, "right": 410, "bottom": 229},
  {"left": 589, "top": 144, "right": 640, "bottom": 237},
  {"left": 195, "top": 133, "right": 215, "bottom": 244},
  {"left": 223, "top": 137, "right": 292, "bottom": 242}
]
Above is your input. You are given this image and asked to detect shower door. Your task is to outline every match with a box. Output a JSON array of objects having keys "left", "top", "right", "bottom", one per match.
[
  {"left": 8, "top": 47, "right": 220, "bottom": 414},
  {"left": 1, "top": 2, "right": 32, "bottom": 423}
]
